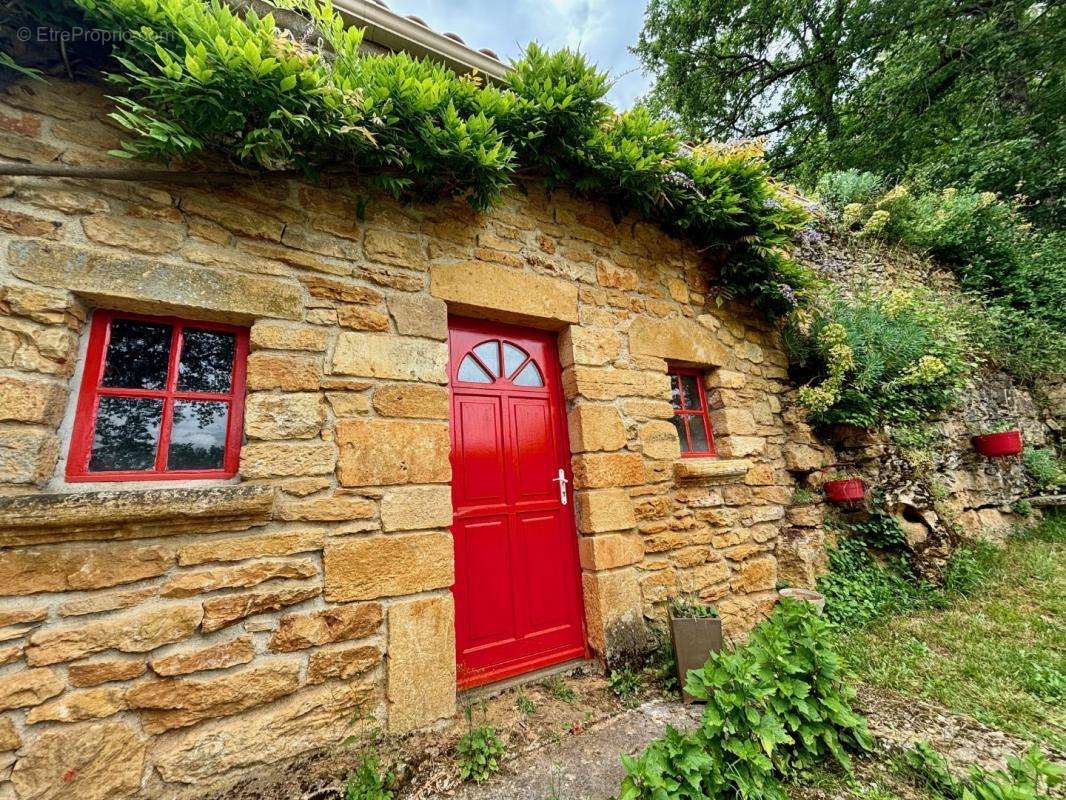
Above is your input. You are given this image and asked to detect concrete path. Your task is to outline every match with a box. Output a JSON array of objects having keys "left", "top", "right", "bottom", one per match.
[{"left": 449, "top": 700, "right": 701, "bottom": 800}]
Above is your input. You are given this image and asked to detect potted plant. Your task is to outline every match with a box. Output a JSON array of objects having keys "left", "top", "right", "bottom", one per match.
[
  {"left": 667, "top": 595, "right": 722, "bottom": 703},
  {"left": 822, "top": 468, "right": 866, "bottom": 504},
  {"left": 972, "top": 423, "right": 1023, "bottom": 457}
]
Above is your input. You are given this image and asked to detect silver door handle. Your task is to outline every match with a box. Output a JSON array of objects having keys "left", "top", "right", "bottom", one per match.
[{"left": 552, "top": 468, "right": 568, "bottom": 505}]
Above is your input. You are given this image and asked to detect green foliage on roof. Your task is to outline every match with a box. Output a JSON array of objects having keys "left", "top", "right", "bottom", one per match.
[{"left": 4, "top": 0, "right": 812, "bottom": 318}]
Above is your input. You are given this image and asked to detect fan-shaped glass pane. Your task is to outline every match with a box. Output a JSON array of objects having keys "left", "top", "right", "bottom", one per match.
[
  {"left": 473, "top": 341, "right": 500, "bottom": 377},
  {"left": 458, "top": 355, "right": 492, "bottom": 383},
  {"left": 502, "top": 342, "right": 527, "bottom": 378},
  {"left": 513, "top": 361, "right": 544, "bottom": 387}
]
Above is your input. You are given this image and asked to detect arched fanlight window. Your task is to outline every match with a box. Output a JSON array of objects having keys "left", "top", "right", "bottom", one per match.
[{"left": 456, "top": 339, "right": 544, "bottom": 387}]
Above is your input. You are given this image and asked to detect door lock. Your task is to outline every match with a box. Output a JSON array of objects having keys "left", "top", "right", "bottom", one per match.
[{"left": 553, "top": 468, "right": 569, "bottom": 505}]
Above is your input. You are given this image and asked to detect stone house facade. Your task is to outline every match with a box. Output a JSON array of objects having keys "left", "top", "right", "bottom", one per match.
[{"left": 0, "top": 73, "right": 832, "bottom": 799}]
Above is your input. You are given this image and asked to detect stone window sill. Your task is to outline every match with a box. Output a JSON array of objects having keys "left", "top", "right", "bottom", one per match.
[
  {"left": 0, "top": 485, "right": 275, "bottom": 548},
  {"left": 673, "top": 457, "right": 751, "bottom": 482}
]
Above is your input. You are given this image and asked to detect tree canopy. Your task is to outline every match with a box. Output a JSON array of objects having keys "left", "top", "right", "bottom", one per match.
[{"left": 636, "top": 0, "right": 1065, "bottom": 225}]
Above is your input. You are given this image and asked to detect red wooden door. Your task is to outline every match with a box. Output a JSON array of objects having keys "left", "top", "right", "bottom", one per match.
[{"left": 448, "top": 317, "right": 587, "bottom": 689}]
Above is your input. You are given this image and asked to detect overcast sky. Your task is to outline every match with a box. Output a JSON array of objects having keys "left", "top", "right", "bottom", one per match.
[{"left": 381, "top": 0, "right": 652, "bottom": 108}]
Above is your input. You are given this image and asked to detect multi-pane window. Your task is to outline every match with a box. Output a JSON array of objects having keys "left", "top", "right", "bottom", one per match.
[
  {"left": 667, "top": 367, "right": 716, "bottom": 456},
  {"left": 66, "top": 311, "right": 248, "bottom": 481}
]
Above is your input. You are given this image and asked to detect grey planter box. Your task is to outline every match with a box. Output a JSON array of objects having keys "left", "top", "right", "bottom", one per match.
[{"left": 668, "top": 609, "right": 723, "bottom": 703}]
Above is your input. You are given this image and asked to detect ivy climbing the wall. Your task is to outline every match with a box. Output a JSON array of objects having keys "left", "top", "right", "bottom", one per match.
[{"left": 3, "top": 0, "right": 811, "bottom": 317}]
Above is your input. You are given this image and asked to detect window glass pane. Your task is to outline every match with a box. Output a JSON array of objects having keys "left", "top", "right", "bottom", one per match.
[
  {"left": 457, "top": 355, "right": 492, "bottom": 383},
  {"left": 502, "top": 342, "right": 527, "bottom": 378},
  {"left": 178, "top": 328, "right": 235, "bottom": 393},
  {"left": 688, "top": 415, "right": 711, "bottom": 452},
  {"left": 513, "top": 361, "right": 544, "bottom": 387},
  {"left": 669, "top": 375, "right": 683, "bottom": 410},
  {"left": 168, "top": 400, "right": 228, "bottom": 470},
  {"left": 472, "top": 341, "right": 500, "bottom": 377},
  {"left": 101, "top": 318, "right": 171, "bottom": 390},
  {"left": 88, "top": 396, "right": 163, "bottom": 471},
  {"left": 669, "top": 414, "right": 688, "bottom": 452},
  {"left": 680, "top": 375, "right": 702, "bottom": 410}
]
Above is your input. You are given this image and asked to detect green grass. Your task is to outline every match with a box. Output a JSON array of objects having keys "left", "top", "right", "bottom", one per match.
[{"left": 834, "top": 514, "right": 1066, "bottom": 749}]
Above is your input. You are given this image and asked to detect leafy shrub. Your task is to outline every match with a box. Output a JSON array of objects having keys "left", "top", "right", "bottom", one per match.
[
  {"left": 619, "top": 600, "right": 871, "bottom": 800},
  {"left": 1022, "top": 447, "right": 1066, "bottom": 492},
  {"left": 786, "top": 288, "right": 975, "bottom": 427},
  {"left": 456, "top": 724, "right": 505, "bottom": 784},
  {"left": 11, "top": 0, "right": 812, "bottom": 318},
  {"left": 847, "top": 513, "right": 907, "bottom": 550},
  {"left": 904, "top": 741, "right": 1063, "bottom": 800},
  {"left": 344, "top": 755, "right": 393, "bottom": 800},
  {"left": 818, "top": 537, "right": 930, "bottom": 627},
  {"left": 815, "top": 170, "right": 883, "bottom": 213}
]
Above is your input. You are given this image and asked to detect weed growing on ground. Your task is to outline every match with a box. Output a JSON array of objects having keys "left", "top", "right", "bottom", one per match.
[
  {"left": 607, "top": 667, "right": 641, "bottom": 706},
  {"left": 515, "top": 693, "right": 536, "bottom": 715},
  {"left": 544, "top": 676, "right": 576, "bottom": 703},
  {"left": 343, "top": 755, "right": 393, "bottom": 800},
  {"left": 456, "top": 723, "right": 506, "bottom": 784},
  {"left": 902, "top": 741, "right": 1063, "bottom": 799}
]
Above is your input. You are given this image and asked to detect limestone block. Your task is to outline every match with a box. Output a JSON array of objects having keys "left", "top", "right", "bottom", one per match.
[
  {"left": 26, "top": 604, "right": 203, "bottom": 666},
  {"left": 82, "top": 214, "right": 184, "bottom": 255},
  {"left": 673, "top": 458, "right": 750, "bottom": 481},
  {"left": 365, "top": 229, "right": 425, "bottom": 267},
  {"left": 562, "top": 366, "right": 670, "bottom": 401},
  {"left": 336, "top": 419, "right": 449, "bottom": 486},
  {"left": 268, "top": 603, "right": 382, "bottom": 653},
  {"left": 0, "top": 668, "right": 63, "bottom": 710},
  {"left": 336, "top": 304, "right": 390, "bottom": 332},
  {"left": 732, "top": 555, "right": 777, "bottom": 593},
  {"left": 126, "top": 660, "right": 301, "bottom": 733},
  {"left": 628, "top": 316, "right": 728, "bottom": 366},
  {"left": 380, "top": 485, "right": 453, "bottom": 531},
  {"left": 559, "top": 327, "right": 620, "bottom": 367},
  {"left": 0, "top": 485, "right": 275, "bottom": 548},
  {"left": 306, "top": 644, "right": 381, "bottom": 685},
  {"left": 575, "top": 489, "right": 637, "bottom": 534},
  {"left": 783, "top": 443, "right": 826, "bottom": 472},
  {"left": 150, "top": 637, "right": 255, "bottom": 677},
  {"left": 10, "top": 722, "right": 146, "bottom": 800},
  {"left": 639, "top": 420, "right": 682, "bottom": 460},
  {"left": 324, "top": 533, "right": 453, "bottom": 601},
  {"left": 239, "top": 440, "right": 336, "bottom": 479},
  {"left": 161, "top": 559, "right": 318, "bottom": 598},
  {"left": 430, "top": 261, "right": 578, "bottom": 326},
  {"left": 246, "top": 352, "right": 321, "bottom": 391},
  {"left": 150, "top": 682, "right": 376, "bottom": 787},
  {"left": 578, "top": 533, "right": 643, "bottom": 570},
  {"left": 0, "top": 375, "right": 65, "bottom": 425},
  {"left": 0, "top": 543, "right": 172, "bottom": 597},
  {"left": 372, "top": 384, "right": 449, "bottom": 419},
  {"left": 177, "top": 529, "right": 325, "bottom": 566},
  {"left": 389, "top": 293, "right": 447, "bottom": 340},
  {"left": 708, "top": 408, "right": 757, "bottom": 436},
  {"left": 249, "top": 321, "right": 329, "bottom": 352},
  {"left": 25, "top": 685, "right": 127, "bottom": 724},
  {"left": 571, "top": 452, "right": 645, "bottom": 489},
  {"left": 9, "top": 240, "right": 302, "bottom": 320},
  {"left": 567, "top": 404, "right": 626, "bottom": 454},
  {"left": 678, "top": 561, "right": 731, "bottom": 594},
  {"left": 0, "top": 717, "right": 18, "bottom": 751},
  {"left": 0, "top": 426, "right": 57, "bottom": 485},
  {"left": 274, "top": 494, "right": 376, "bottom": 522},
  {"left": 201, "top": 586, "right": 320, "bottom": 633},
  {"left": 325, "top": 391, "right": 370, "bottom": 417},
  {"left": 581, "top": 568, "right": 644, "bottom": 657},
  {"left": 331, "top": 332, "right": 447, "bottom": 383},
  {"left": 244, "top": 393, "right": 326, "bottom": 439},
  {"left": 68, "top": 659, "right": 146, "bottom": 688},
  {"left": 387, "top": 595, "right": 456, "bottom": 733}
]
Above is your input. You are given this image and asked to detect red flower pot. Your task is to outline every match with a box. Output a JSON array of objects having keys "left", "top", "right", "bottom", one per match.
[
  {"left": 823, "top": 478, "right": 865, "bottom": 504},
  {"left": 972, "top": 430, "right": 1023, "bottom": 457}
]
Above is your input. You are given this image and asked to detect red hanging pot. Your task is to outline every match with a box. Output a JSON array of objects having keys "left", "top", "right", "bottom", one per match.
[
  {"left": 972, "top": 430, "right": 1023, "bottom": 457},
  {"left": 823, "top": 478, "right": 865, "bottom": 504}
]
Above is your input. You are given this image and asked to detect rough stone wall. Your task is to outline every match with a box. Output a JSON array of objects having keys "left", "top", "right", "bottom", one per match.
[
  {"left": 0, "top": 78, "right": 827, "bottom": 799},
  {"left": 795, "top": 229, "right": 1063, "bottom": 566}
]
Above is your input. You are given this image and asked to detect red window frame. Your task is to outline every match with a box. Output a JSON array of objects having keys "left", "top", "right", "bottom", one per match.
[
  {"left": 66, "top": 310, "right": 249, "bottom": 482},
  {"left": 668, "top": 366, "right": 717, "bottom": 457}
]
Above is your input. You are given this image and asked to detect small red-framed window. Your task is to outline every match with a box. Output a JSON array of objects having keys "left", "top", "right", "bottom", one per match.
[
  {"left": 66, "top": 310, "right": 249, "bottom": 482},
  {"left": 668, "top": 367, "right": 716, "bottom": 457}
]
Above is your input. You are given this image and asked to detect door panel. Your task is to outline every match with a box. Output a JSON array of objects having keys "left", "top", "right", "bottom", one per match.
[{"left": 448, "top": 317, "right": 587, "bottom": 689}]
